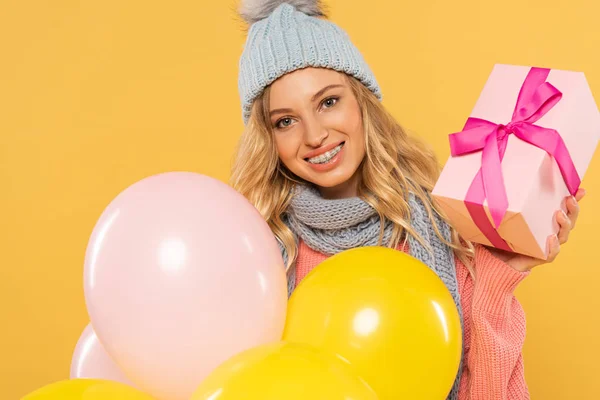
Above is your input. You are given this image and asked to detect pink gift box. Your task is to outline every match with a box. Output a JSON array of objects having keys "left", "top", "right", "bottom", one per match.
[{"left": 432, "top": 64, "right": 600, "bottom": 259}]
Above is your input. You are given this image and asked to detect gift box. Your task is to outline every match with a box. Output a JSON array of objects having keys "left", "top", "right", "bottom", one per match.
[{"left": 432, "top": 64, "right": 600, "bottom": 259}]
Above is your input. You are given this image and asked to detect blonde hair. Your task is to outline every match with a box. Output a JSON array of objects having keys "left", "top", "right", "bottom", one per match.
[{"left": 230, "top": 73, "right": 474, "bottom": 272}]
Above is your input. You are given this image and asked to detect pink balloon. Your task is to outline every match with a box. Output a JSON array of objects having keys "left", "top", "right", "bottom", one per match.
[
  {"left": 70, "top": 323, "right": 133, "bottom": 386},
  {"left": 83, "top": 172, "right": 287, "bottom": 400}
]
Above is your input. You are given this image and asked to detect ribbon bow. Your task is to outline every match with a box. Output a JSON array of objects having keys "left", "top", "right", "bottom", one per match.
[{"left": 449, "top": 67, "right": 580, "bottom": 251}]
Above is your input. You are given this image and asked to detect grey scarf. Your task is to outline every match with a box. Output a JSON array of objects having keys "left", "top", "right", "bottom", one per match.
[{"left": 280, "top": 184, "right": 463, "bottom": 400}]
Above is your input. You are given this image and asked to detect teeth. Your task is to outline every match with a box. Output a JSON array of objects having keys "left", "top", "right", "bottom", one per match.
[{"left": 307, "top": 144, "right": 343, "bottom": 164}]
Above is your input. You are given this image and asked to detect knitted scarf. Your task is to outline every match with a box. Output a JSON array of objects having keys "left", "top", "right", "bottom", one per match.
[{"left": 280, "top": 184, "right": 463, "bottom": 400}]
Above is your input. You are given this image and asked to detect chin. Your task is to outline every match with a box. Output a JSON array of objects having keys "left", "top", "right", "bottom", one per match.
[
  {"left": 305, "top": 168, "right": 358, "bottom": 188},
  {"left": 311, "top": 177, "right": 350, "bottom": 188}
]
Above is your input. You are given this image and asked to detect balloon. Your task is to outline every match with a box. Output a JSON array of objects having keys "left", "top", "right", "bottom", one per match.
[
  {"left": 283, "top": 246, "right": 462, "bottom": 400},
  {"left": 70, "top": 323, "right": 133, "bottom": 387},
  {"left": 21, "top": 379, "right": 154, "bottom": 400},
  {"left": 83, "top": 172, "right": 287, "bottom": 400},
  {"left": 191, "top": 341, "right": 378, "bottom": 400}
]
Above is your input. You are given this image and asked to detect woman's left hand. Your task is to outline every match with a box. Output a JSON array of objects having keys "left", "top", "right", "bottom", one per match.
[{"left": 487, "top": 188, "right": 586, "bottom": 272}]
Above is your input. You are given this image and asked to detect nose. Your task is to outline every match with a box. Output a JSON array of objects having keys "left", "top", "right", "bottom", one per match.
[{"left": 303, "top": 116, "right": 329, "bottom": 148}]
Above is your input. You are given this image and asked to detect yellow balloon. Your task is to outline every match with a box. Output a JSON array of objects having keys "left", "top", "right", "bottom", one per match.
[
  {"left": 21, "top": 379, "right": 155, "bottom": 400},
  {"left": 191, "top": 341, "right": 378, "bottom": 400},
  {"left": 283, "top": 246, "right": 462, "bottom": 400}
]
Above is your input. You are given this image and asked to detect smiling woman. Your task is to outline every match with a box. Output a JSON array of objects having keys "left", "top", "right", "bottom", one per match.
[{"left": 227, "top": 1, "right": 586, "bottom": 399}]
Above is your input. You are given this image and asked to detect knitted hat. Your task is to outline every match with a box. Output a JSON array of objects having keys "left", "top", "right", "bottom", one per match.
[{"left": 237, "top": 0, "right": 382, "bottom": 123}]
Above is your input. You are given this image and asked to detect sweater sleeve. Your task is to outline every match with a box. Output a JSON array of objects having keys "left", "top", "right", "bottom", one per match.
[{"left": 456, "top": 245, "right": 531, "bottom": 400}]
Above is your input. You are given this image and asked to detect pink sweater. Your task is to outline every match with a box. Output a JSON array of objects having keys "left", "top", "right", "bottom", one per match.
[{"left": 294, "top": 240, "right": 530, "bottom": 400}]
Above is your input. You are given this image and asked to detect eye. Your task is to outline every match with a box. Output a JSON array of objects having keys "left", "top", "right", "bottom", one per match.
[
  {"left": 275, "top": 117, "right": 295, "bottom": 129},
  {"left": 321, "top": 97, "right": 339, "bottom": 109}
]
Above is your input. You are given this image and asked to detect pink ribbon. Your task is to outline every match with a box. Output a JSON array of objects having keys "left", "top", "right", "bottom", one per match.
[{"left": 449, "top": 67, "right": 580, "bottom": 251}]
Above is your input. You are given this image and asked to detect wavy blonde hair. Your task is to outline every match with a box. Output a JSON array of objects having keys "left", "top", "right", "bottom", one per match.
[{"left": 230, "top": 73, "right": 474, "bottom": 273}]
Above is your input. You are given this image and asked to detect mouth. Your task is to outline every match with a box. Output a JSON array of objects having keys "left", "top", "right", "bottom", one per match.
[{"left": 305, "top": 142, "right": 345, "bottom": 165}]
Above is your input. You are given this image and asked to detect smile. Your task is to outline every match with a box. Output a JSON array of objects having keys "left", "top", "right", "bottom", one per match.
[{"left": 306, "top": 143, "right": 344, "bottom": 164}]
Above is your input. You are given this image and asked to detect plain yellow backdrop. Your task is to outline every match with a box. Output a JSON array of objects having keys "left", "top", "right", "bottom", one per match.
[{"left": 1, "top": 0, "right": 599, "bottom": 398}]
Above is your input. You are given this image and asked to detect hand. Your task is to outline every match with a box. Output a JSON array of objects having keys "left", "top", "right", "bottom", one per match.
[{"left": 487, "top": 188, "right": 586, "bottom": 272}]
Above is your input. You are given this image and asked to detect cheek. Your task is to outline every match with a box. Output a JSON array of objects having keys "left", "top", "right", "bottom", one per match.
[
  {"left": 342, "top": 103, "right": 365, "bottom": 151},
  {"left": 274, "top": 134, "right": 300, "bottom": 166},
  {"left": 327, "top": 100, "right": 362, "bottom": 137},
  {"left": 350, "top": 132, "right": 366, "bottom": 164}
]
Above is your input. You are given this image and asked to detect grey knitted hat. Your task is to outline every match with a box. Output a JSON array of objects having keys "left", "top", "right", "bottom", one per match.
[{"left": 237, "top": 0, "right": 382, "bottom": 123}]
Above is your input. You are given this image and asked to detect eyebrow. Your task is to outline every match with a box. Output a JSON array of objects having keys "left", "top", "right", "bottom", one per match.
[
  {"left": 311, "top": 84, "right": 344, "bottom": 102},
  {"left": 269, "top": 84, "right": 345, "bottom": 117}
]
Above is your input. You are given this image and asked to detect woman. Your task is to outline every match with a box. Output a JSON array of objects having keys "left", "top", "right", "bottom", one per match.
[{"left": 230, "top": 1, "right": 584, "bottom": 399}]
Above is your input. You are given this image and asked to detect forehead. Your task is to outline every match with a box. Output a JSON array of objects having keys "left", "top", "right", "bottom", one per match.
[{"left": 269, "top": 68, "right": 347, "bottom": 106}]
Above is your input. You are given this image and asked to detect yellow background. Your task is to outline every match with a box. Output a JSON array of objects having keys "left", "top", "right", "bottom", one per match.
[{"left": 1, "top": 0, "right": 599, "bottom": 398}]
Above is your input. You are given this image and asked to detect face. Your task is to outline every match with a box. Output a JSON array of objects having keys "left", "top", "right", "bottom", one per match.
[{"left": 268, "top": 68, "right": 365, "bottom": 199}]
